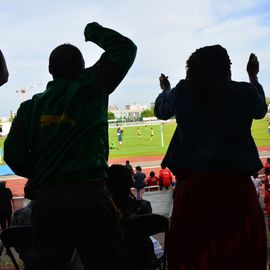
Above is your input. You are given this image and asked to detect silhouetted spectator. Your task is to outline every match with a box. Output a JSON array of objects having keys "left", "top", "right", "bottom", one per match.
[
  {"left": 11, "top": 180, "right": 35, "bottom": 226},
  {"left": 264, "top": 157, "right": 270, "bottom": 189},
  {"left": 124, "top": 160, "right": 134, "bottom": 178},
  {"left": 107, "top": 164, "right": 156, "bottom": 270},
  {"left": 11, "top": 180, "right": 35, "bottom": 270},
  {"left": 155, "top": 46, "right": 267, "bottom": 269},
  {"left": 264, "top": 189, "right": 270, "bottom": 232},
  {"left": 0, "top": 49, "right": 9, "bottom": 86},
  {"left": 0, "top": 181, "right": 13, "bottom": 230},
  {"left": 4, "top": 22, "right": 136, "bottom": 270},
  {"left": 134, "top": 166, "right": 146, "bottom": 199},
  {"left": 251, "top": 172, "right": 261, "bottom": 198},
  {"left": 0, "top": 49, "right": 8, "bottom": 258}
]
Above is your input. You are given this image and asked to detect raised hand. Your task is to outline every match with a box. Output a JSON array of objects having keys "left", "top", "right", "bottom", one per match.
[
  {"left": 247, "top": 53, "right": 259, "bottom": 77},
  {"left": 159, "top": 73, "right": 171, "bottom": 91}
]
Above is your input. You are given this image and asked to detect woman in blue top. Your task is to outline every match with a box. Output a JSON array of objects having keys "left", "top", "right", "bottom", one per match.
[{"left": 155, "top": 45, "right": 267, "bottom": 270}]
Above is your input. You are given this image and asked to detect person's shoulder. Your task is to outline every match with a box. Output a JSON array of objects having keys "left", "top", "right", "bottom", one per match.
[
  {"left": 18, "top": 99, "right": 34, "bottom": 111},
  {"left": 230, "top": 80, "right": 257, "bottom": 93},
  {"left": 228, "top": 80, "right": 259, "bottom": 100},
  {"left": 175, "top": 79, "right": 186, "bottom": 88},
  {"left": 136, "top": 199, "right": 152, "bottom": 214}
]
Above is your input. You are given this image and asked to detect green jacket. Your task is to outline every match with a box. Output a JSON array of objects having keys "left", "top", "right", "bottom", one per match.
[{"left": 4, "top": 22, "right": 137, "bottom": 189}]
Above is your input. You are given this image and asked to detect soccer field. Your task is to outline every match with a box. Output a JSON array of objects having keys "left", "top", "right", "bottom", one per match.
[
  {"left": 109, "top": 123, "right": 176, "bottom": 159},
  {"left": 0, "top": 118, "right": 269, "bottom": 163},
  {"left": 108, "top": 118, "right": 270, "bottom": 159}
]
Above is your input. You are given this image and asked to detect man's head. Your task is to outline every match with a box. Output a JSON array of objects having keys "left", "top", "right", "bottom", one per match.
[
  {"left": 136, "top": 166, "right": 142, "bottom": 172},
  {"left": 126, "top": 160, "right": 130, "bottom": 165},
  {"left": 0, "top": 181, "right": 6, "bottom": 188},
  {"left": 49, "top": 44, "right": 85, "bottom": 80},
  {"left": 24, "top": 179, "right": 36, "bottom": 201},
  {"left": 107, "top": 164, "right": 134, "bottom": 210}
]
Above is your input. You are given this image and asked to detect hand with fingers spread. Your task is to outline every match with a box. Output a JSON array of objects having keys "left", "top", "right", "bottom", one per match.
[
  {"left": 247, "top": 53, "right": 259, "bottom": 84},
  {"left": 159, "top": 73, "right": 171, "bottom": 91}
]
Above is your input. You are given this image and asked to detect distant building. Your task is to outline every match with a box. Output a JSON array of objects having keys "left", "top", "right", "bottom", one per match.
[
  {"left": 108, "top": 105, "right": 119, "bottom": 111},
  {"left": 109, "top": 103, "right": 148, "bottom": 121}
]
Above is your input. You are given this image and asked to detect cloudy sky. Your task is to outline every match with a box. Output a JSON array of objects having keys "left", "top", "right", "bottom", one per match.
[{"left": 0, "top": 0, "right": 269, "bottom": 116}]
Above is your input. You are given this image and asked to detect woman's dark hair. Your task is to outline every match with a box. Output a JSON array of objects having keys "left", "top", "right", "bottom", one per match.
[
  {"left": 150, "top": 171, "right": 155, "bottom": 178},
  {"left": 185, "top": 45, "right": 231, "bottom": 106}
]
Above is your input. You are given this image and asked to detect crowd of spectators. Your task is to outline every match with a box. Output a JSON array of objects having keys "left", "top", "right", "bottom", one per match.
[{"left": 0, "top": 21, "right": 269, "bottom": 270}]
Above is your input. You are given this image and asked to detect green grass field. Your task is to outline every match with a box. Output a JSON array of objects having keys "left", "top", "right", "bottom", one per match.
[
  {"left": 0, "top": 119, "right": 270, "bottom": 163},
  {"left": 108, "top": 119, "right": 270, "bottom": 159},
  {"left": 109, "top": 123, "right": 176, "bottom": 159}
]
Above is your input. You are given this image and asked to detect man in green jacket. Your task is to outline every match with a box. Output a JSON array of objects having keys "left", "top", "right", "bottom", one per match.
[{"left": 4, "top": 22, "right": 137, "bottom": 270}]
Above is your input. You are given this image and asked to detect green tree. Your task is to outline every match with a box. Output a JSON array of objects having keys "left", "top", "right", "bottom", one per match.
[
  {"left": 141, "top": 109, "right": 154, "bottom": 118},
  {"left": 108, "top": 111, "right": 115, "bottom": 120}
]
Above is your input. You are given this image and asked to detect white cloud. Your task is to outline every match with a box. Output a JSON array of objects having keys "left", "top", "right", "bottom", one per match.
[{"left": 0, "top": 0, "right": 270, "bottom": 114}]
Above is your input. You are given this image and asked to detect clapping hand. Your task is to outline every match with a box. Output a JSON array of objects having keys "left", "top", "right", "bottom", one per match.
[
  {"left": 247, "top": 53, "right": 259, "bottom": 77},
  {"left": 159, "top": 73, "right": 171, "bottom": 91}
]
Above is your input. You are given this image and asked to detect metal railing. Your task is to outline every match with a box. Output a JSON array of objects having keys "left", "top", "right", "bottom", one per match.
[
  {"left": 11, "top": 197, "right": 30, "bottom": 211},
  {"left": 131, "top": 186, "right": 173, "bottom": 217}
]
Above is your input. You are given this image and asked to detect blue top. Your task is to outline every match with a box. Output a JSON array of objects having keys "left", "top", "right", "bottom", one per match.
[
  {"left": 134, "top": 172, "right": 146, "bottom": 189},
  {"left": 155, "top": 79, "right": 267, "bottom": 174}
]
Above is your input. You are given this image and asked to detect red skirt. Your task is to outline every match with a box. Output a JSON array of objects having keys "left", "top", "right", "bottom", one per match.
[{"left": 168, "top": 171, "right": 267, "bottom": 270}]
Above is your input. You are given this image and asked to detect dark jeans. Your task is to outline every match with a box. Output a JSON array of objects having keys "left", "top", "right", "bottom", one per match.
[{"left": 29, "top": 182, "right": 127, "bottom": 270}]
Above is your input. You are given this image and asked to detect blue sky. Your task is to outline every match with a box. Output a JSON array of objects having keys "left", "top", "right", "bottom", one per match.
[{"left": 0, "top": 0, "right": 270, "bottom": 116}]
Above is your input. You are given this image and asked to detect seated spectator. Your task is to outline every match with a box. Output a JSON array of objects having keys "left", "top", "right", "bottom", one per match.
[
  {"left": 11, "top": 180, "right": 35, "bottom": 227},
  {"left": 107, "top": 164, "right": 157, "bottom": 269},
  {"left": 159, "top": 164, "right": 173, "bottom": 190},
  {"left": 264, "top": 158, "right": 270, "bottom": 173},
  {"left": 11, "top": 180, "right": 35, "bottom": 269},
  {"left": 264, "top": 158, "right": 270, "bottom": 189},
  {"left": 146, "top": 171, "right": 159, "bottom": 191},
  {"left": 250, "top": 172, "right": 261, "bottom": 198}
]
